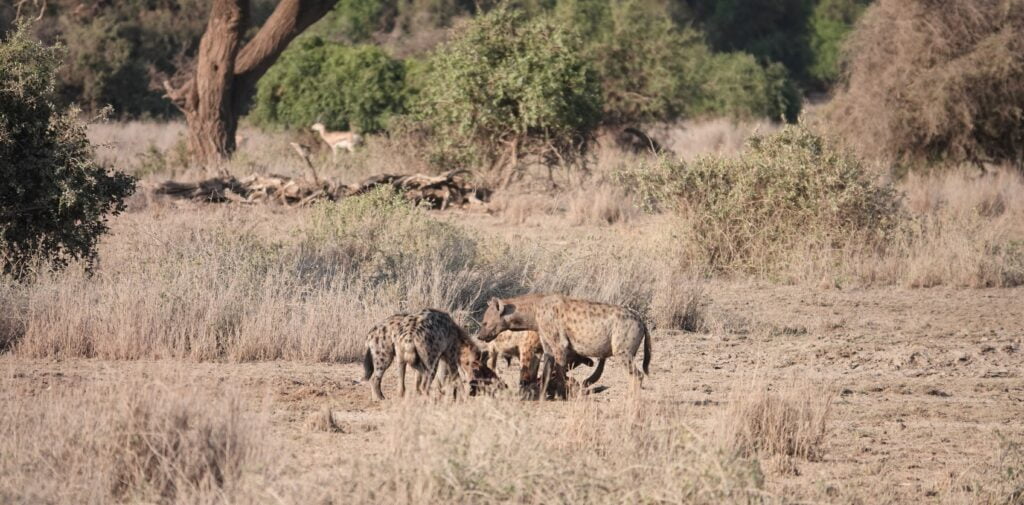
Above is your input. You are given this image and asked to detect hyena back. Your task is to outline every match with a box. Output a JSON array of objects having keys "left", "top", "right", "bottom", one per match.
[{"left": 534, "top": 295, "right": 651, "bottom": 393}]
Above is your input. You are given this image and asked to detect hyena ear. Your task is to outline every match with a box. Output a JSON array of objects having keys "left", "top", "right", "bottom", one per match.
[{"left": 499, "top": 301, "right": 515, "bottom": 317}]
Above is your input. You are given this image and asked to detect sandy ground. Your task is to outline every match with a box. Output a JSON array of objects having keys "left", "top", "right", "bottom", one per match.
[{"left": 5, "top": 281, "right": 1022, "bottom": 503}]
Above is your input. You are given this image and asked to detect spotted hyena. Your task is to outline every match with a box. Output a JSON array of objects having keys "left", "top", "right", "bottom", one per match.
[
  {"left": 484, "top": 329, "right": 593, "bottom": 394},
  {"left": 478, "top": 294, "right": 650, "bottom": 397},
  {"left": 363, "top": 309, "right": 500, "bottom": 401}
]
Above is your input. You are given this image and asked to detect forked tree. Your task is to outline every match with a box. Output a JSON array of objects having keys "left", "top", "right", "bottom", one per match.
[{"left": 163, "top": 0, "right": 338, "bottom": 166}]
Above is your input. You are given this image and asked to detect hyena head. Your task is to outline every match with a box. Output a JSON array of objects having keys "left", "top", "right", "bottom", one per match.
[
  {"left": 478, "top": 298, "right": 514, "bottom": 342},
  {"left": 459, "top": 342, "right": 504, "bottom": 395}
]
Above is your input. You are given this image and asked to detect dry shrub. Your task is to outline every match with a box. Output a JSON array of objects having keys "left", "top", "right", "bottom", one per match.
[
  {"left": 0, "top": 377, "right": 267, "bottom": 504},
  {"left": 847, "top": 170, "right": 1024, "bottom": 288},
  {"left": 487, "top": 191, "right": 560, "bottom": 225},
  {"left": 565, "top": 182, "right": 636, "bottom": 226},
  {"left": 651, "top": 270, "right": 708, "bottom": 332},
  {"left": 716, "top": 377, "right": 834, "bottom": 461},
  {"left": 829, "top": 0, "right": 1024, "bottom": 169},
  {"left": 5, "top": 190, "right": 532, "bottom": 361},
  {"left": 657, "top": 118, "right": 781, "bottom": 161},
  {"left": 305, "top": 407, "right": 345, "bottom": 433},
  {"left": 320, "top": 397, "right": 769, "bottom": 504},
  {"left": 620, "top": 126, "right": 903, "bottom": 276}
]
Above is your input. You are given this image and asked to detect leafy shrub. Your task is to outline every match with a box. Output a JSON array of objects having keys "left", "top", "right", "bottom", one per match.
[
  {"left": 807, "top": 0, "right": 868, "bottom": 89},
  {"left": 553, "top": 0, "right": 801, "bottom": 124},
  {"left": 829, "top": 0, "right": 1024, "bottom": 170},
  {"left": 619, "top": 126, "right": 903, "bottom": 274},
  {"left": 54, "top": 0, "right": 211, "bottom": 118},
  {"left": 693, "top": 0, "right": 816, "bottom": 86},
  {"left": 251, "top": 38, "right": 407, "bottom": 133},
  {"left": 699, "top": 52, "right": 801, "bottom": 122},
  {"left": 412, "top": 8, "right": 602, "bottom": 170},
  {"left": 0, "top": 26, "right": 135, "bottom": 276},
  {"left": 307, "top": 0, "right": 388, "bottom": 43}
]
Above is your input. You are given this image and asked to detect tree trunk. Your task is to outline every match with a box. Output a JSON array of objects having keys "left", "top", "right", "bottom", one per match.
[
  {"left": 166, "top": 0, "right": 339, "bottom": 167},
  {"left": 184, "top": 0, "right": 248, "bottom": 168}
]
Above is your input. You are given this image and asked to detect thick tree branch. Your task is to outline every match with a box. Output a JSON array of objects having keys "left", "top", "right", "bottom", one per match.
[{"left": 231, "top": 0, "right": 339, "bottom": 109}]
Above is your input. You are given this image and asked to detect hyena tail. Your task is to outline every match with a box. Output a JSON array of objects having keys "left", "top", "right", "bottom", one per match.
[
  {"left": 362, "top": 348, "right": 374, "bottom": 381},
  {"left": 641, "top": 323, "right": 651, "bottom": 376}
]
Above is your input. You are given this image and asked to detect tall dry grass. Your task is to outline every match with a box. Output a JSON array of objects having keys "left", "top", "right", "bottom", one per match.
[
  {"left": 317, "top": 397, "right": 770, "bottom": 504},
  {"left": 0, "top": 375, "right": 268, "bottom": 504},
  {"left": 714, "top": 377, "right": 835, "bottom": 462},
  {"left": 0, "top": 186, "right": 702, "bottom": 362}
]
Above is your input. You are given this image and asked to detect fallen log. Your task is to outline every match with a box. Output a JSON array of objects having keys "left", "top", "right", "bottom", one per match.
[{"left": 153, "top": 169, "right": 486, "bottom": 209}]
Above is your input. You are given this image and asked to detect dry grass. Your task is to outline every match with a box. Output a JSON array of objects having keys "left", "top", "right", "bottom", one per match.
[
  {"left": 715, "top": 377, "right": 835, "bottom": 462},
  {"left": 0, "top": 374, "right": 268, "bottom": 504},
  {"left": 656, "top": 118, "right": 781, "bottom": 161},
  {"left": 323, "top": 397, "right": 770, "bottom": 504}
]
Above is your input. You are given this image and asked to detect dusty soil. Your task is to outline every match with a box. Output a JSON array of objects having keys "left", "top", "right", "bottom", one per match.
[{"left": 5, "top": 282, "right": 1021, "bottom": 503}]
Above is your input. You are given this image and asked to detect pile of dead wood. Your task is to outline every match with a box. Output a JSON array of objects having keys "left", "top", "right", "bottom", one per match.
[{"left": 154, "top": 169, "right": 486, "bottom": 209}]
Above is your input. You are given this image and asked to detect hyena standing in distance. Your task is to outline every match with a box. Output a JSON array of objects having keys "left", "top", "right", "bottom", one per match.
[
  {"left": 363, "top": 309, "right": 499, "bottom": 401},
  {"left": 477, "top": 294, "right": 651, "bottom": 398}
]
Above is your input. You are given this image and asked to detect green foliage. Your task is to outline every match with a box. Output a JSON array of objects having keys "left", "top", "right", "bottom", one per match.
[
  {"left": 807, "top": 0, "right": 868, "bottom": 88},
  {"left": 250, "top": 38, "right": 407, "bottom": 133},
  {"left": 694, "top": 0, "right": 815, "bottom": 85},
  {"left": 55, "top": 0, "right": 211, "bottom": 118},
  {"left": 553, "top": 0, "right": 800, "bottom": 124},
  {"left": 0, "top": 26, "right": 136, "bottom": 275},
  {"left": 700, "top": 53, "right": 801, "bottom": 122},
  {"left": 413, "top": 8, "right": 602, "bottom": 169},
  {"left": 619, "top": 126, "right": 902, "bottom": 274},
  {"left": 307, "top": 0, "right": 387, "bottom": 43}
]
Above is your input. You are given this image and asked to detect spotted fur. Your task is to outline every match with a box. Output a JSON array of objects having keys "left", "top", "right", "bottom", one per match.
[
  {"left": 363, "top": 309, "right": 500, "bottom": 401},
  {"left": 478, "top": 294, "right": 650, "bottom": 398}
]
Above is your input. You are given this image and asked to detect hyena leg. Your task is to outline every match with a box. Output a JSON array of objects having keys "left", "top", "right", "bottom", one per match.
[
  {"left": 582, "top": 358, "right": 607, "bottom": 387},
  {"left": 397, "top": 359, "right": 407, "bottom": 398},
  {"left": 519, "top": 346, "right": 539, "bottom": 392},
  {"left": 437, "top": 345, "right": 463, "bottom": 400},
  {"left": 370, "top": 346, "right": 395, "bottom": 401},
  {"left": 618, "top": 352, "right": 643, "bottom": 392}
]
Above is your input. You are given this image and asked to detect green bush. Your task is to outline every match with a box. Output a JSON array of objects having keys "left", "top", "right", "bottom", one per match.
[
  {"left": 807, "top": 0, "right": 868, "bottom": 89},
  {"left": 307, "top": 0, "right": 387, "bottom": 43},
  {"left": 693, "top": 0, "right": 816, "bottom": 86},
  {"left": 619, "top": 126, "right": 902, "bottom": 274},
  {"left": 553, "top": 0, "right": 801, "bottom": 124},
  {"left": 0, "top": 26, "right": 136, "bottom": 276},
  {"left": 413, "top": 8, "right": 602, "bottom": 170},
  {"left": 55, "top": 0, "right": 211, "bottom": 118},
  {"left": 699, "top": 52, "right": 801, "bottom": 122},
  {"left": 250, "top": 38, "right": 407, "bottom": 133}
]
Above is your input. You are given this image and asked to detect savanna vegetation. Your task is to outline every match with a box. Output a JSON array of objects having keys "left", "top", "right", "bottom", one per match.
[{"left": 3, "top": 1, "right": 1024, "bottom": 504}]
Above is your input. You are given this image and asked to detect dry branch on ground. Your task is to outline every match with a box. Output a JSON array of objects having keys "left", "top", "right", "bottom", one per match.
[{"left": 153, "top": 170, "right": 486, "bottom": 209}]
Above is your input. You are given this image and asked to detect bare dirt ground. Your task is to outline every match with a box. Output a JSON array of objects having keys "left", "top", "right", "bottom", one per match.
[{"left": 5, "top": 279, "right": 1021, "bottom": 503}]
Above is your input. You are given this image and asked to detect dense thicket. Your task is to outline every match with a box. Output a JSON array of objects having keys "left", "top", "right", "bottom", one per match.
[
  {"left": 412, "top": 8, "right": 602, "bottom": 171},
  {"left": 250, "top": 38, "right": 407, "bottom": 133},
  {"left": 829, "top": 0, "right": 1024, "bottom": 170},
  {"left": 0, "top": 26, "right": 135, "bottom": 275},
  {"left": 2, "top": 0, "right": 864, "bottom": 124},
  {"left": 554, "top": 0, "right": 799, "bottom": 124}
]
